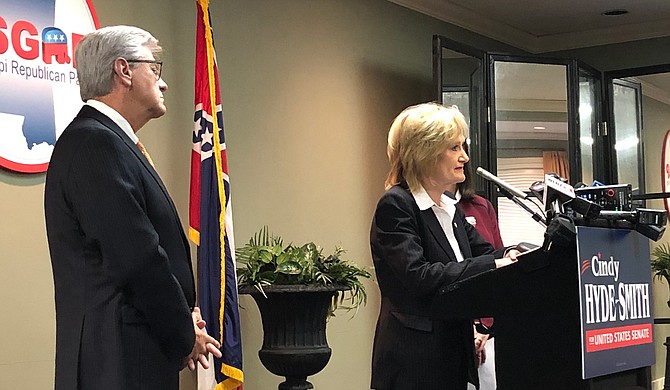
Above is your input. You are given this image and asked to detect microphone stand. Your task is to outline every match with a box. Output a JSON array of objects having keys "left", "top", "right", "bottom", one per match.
[{"left": 498, "top": 187, "right": 547, "bottom": 227}]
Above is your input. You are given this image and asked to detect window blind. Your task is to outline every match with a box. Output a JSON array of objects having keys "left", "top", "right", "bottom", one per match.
[{"left": 496, "top": 157, "right": 546, "bottom": 247}]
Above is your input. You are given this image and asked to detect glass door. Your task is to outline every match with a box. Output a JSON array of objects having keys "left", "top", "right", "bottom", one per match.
[
  {"left": 431, "top": 39, "right": 616, "bottom": 246},
  {"left": 488, "top": 55, "right": 576, "bottom": 245},
  {"left": 432, "top": 35, "right": 487, "bottom": 189},
  {"left": 610, "top": 79, "right": 645, "bottom": 196},
  {"left": 602, "top": 65, "right": 670, "bottom": 212},
  {"left": 576, "top": 64, "right": 603, "bottom": 185}
]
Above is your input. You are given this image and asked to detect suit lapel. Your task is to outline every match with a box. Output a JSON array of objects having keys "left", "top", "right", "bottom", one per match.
[
  {"left": 421, "top": 208, "right": 458, "bottom": 262},
  {"left": 77, "top": 106, "right": 178, "bottom": 222},
  {"left": 452, "top": 212, "right": 472, "bottom": 259}
]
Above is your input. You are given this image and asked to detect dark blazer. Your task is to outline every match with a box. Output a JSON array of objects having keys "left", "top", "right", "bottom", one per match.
[
  {"left": 45, "top": 106, "right": 196, "bottom": 390},
  {"left": 370, "top": 184, "right": 506, "bottom": 390}
]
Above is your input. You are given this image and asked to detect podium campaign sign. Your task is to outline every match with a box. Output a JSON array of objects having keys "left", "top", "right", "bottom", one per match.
[{"left": 576, "top": 226, "right": 654, "bottom": 379}]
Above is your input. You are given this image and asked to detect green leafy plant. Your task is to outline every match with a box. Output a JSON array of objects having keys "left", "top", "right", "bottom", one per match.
[
  {"left": 236, "top": 226, "right": 371, "bottom": 316},
  {"left": 651, "top": 243, "right": 670, "bottom": 282}
]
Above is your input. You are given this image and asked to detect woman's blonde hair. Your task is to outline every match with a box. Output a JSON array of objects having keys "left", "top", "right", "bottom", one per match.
[{"left": 385, "top": 103, "right": 469, "bottom": 191}]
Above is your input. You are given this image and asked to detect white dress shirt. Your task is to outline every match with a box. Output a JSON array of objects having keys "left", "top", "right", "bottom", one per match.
[
  {"left": 86, "top": 99, "right": 138, "bottom": 144},
  {"left": 412, "top": 185, "right": 465, "bottom": 262}
]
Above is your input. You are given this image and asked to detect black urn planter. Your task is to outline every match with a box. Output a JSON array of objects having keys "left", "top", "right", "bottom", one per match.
[{"left": 240, "top": 284, "right": 348, "bottom": 390}]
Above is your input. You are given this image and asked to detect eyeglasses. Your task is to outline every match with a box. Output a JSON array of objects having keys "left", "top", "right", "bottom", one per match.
[{"left": 127, "top": 59, "right": 163, "bottom": 80}]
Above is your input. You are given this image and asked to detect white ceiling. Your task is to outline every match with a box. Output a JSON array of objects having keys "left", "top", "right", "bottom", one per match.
[{"left": 390, "top": 0, "right": 670, "bottom": 53}]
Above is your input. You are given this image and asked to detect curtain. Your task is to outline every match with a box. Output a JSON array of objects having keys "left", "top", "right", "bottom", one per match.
[{"left": 543, "top": 151, "right": 569, "bottom": 179}]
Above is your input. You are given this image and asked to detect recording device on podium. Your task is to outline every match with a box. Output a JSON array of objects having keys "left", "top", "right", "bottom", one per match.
[
  {"left": 475, "top": 167, "right": 667, "bottom": 242},
  {"left": 541, "top": 174, "right": 666, "bottom": 241},
  {"left": 542, "top": 173, "right": 576, "bottom": 213},
  {"left": 537, "top": 174, "right": 602, "bottom": 220},
  {"left": 573, "top": 183, "right": 632, "bottom": 211}
]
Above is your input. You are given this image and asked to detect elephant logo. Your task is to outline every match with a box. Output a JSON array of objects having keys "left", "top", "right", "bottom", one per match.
[{"left": 41, "top": 27, "right": 70, "bottom": 64}]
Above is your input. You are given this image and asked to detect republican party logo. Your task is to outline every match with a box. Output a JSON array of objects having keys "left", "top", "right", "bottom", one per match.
[{"left": 0, "top": 0, "right": 98, "bottom": 173}]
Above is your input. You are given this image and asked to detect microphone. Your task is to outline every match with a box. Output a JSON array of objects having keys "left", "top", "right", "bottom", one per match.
[{"left": 476, "top": 167, "right": 528, "bottom": 199}]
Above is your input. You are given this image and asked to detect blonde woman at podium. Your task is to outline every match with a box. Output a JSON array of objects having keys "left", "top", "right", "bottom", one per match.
[{"left": 370, "top": 103, "right": 519, "bottom": 390}]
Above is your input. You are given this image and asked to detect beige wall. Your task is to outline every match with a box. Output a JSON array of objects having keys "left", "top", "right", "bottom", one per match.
[
  {"left": 0, "top": 1, "right": 514, "bottom": 389},
  {"left": 641, "top": 94, "right": 670, "bottom": 382},
  {"left": 3, "top": 0, "right": 669, "bottom": 389}
]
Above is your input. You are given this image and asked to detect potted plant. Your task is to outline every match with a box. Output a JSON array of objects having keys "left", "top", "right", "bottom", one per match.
[
  {"left": 236, "top": 227, "right": 370, "bottom": 390},
  {"left": 651, "top": 243, "right": 670, "bottom": 307}
]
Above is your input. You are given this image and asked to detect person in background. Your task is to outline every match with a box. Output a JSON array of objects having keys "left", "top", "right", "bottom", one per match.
[
  {"left": 44, "top": 26, "right": 221, "bottom": 390},
  {"left": 370, "top": 103, "right": 519, "bottom": 390},
  {"left": 446, "top": 148, "right": 504, "bottom": 390},
  {"left": 450, "top": 158, "right": 503, "bottom": 249}
]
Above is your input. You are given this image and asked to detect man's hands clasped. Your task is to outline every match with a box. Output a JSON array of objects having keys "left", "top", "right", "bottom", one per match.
[{"left": 183, "top": 307, "right": 223, "bottom": 371}]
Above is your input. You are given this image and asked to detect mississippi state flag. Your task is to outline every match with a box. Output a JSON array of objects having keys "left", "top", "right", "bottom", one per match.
[{"left": 189, "top": 1, "right": 243, "bottom": 389}]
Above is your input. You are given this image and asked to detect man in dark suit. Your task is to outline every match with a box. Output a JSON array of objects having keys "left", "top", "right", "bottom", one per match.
[
  {"left": 370, "top": 103, "right": 518, "bottom": 390},
  {"left": 44, "top": 25, "right": 221, "bottom": 390}
]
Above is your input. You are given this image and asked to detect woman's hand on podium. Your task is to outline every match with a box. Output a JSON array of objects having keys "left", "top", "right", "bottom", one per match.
[
  {"left": 505, "top": 248, "right": 521, "bottom": 261},
  {"left": 494, "top": 248, "right": 520, "bottom": 268}
]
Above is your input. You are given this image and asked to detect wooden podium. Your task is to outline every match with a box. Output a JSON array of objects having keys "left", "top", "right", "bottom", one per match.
[{"left": 431, "top": 228, "right": 652, "bottom": 390}]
